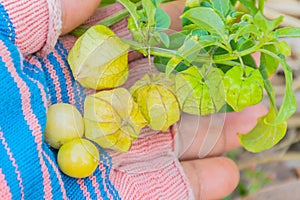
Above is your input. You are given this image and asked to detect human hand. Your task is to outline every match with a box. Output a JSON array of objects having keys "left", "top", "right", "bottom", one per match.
[{"left": 59, "top": 1, "right": 268, "bottom": 199}]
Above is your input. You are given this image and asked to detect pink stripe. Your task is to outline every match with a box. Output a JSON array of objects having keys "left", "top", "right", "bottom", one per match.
[
  {"left": 89, "top": 176, "right": 102, "bottom": 200},
  {"left": 42, "top": 151, "right": 68, "bottom": 200},
  {"left": 0, "top": 41, "right": 53, "bottom": 199},
  {"left": 0, "top": 131, "right": 24, "bottom": 199},
  {"left": 77, "top": 179, "right": 91, "bottom": 200},
  {"left": 59, "top": 39, "right": 85, "bottom": 112},
  {"left": 26, "top": 57, "right": 48, "bottom": 109},
  {"left": 43, "top": 57, "right": 62, "bottom": 103},
  {"left": 98, "top": 163, "right": 113, "bottom": 199},
  {"left": 3, "top": 0, "right": 48, "bottom": 54},
  {"left": 52, "top": 49, "right": 74, "bottom": 105},
  {"left": 27, "top": 56, "right": 44, "bottom": 73},
  {"left": 0, "top": 168, "right": 12, "bottom": 200}
]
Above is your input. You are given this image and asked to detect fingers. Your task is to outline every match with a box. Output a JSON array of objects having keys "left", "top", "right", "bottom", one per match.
[
  {"left": 60, "top": 0, "right": 101, "bottom": 34},
  {"left": 175, "top": 104, "right": 268, "bottom": 160},
  {"left": 181, "top": 157, "right": 240, "bottom": 200}
]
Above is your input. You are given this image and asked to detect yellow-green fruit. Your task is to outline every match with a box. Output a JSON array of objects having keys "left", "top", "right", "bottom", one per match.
[
  {"left": 45, "top": 103, "right": 84, "bottom": 149},
  {"left": 223, "top": 66, "right": 264, "bottom": 112},
  {"left": 175, "top": 65, "right": 226, "bottom": 115},
  {"left": 57, "top": 138, "right": 99, "bottom": 178},
  {"left": 130, "top": 73, "right": 180, "bottom": 131},
  {"left": 68, "top": 25, "right": 130, "bottom": 90},
  {"left": 84, "top": 88, "right": 147, "bottom": 152}
]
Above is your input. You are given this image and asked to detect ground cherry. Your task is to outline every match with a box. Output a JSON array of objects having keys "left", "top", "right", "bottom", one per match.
[
  {"left": 45, "top": 103, "right": 84, "bottom": 149},
  {"left": 57, "top": 138, "right": 99, "bottom": 178}
]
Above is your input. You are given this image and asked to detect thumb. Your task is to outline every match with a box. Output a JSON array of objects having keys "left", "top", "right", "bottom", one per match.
[{"left": 60, "top": 0, "right": 101, "bottom": 35}]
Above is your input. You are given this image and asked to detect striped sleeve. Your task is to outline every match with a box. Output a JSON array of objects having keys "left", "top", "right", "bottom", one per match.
[
  {"left": 0, "top": 33, "right": 121, "bottom": 199},
  {"left": 0, "top": 0, "right": 61, "bottom": 56}
]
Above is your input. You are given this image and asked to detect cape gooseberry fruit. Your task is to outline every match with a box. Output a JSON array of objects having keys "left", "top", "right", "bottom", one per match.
[
  {"left": 45, "top": 103, "right": 84, "bottom": 149},
  {"left": 68, "top": 25, "right": 130, "bottom": 90},
  {"left": 175, "top": 65, "right": 226, "bottom": 115},
  {"left": 84, "top": 88, "right": 147, "bottom": 152},
  {"left": 223, "top": 66, "right": 264, "bottom": 112},
  {"left": 130, "top": 73, "right": 180, "bottom": 131},
  {"left": 57, "top": 138, "right": 99, "bottom": 178}
]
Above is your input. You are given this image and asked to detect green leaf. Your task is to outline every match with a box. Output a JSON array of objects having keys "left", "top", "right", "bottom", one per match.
[
  {"left": 175, "top": 65, "right": 226, "bottom": 115},
  {"left": 237, "top": 38, "right": 255, "bottom": 51},
  {"left": 155, "top": 7, "right": 171, "bottom": 30},
  {"left": 154, "top": 56, "right": 189, "bottom": 73},
  {"left": 273, "top": 56, "right": 297, "bottom": 123},
  {"left": 167, "top": 31, "right": 188, "bottom": 49},
  {"left": 181, "top": 7, "right": 225, "bottom": 35},
  {"left": 100, "top": 0, "right": 116, "bottom": 7},
  {"left": 185, "top": 0, "right": 200, "bottom": 7},
  {"left": 166, "top": 57, "right": 183, "bottom": 75},
  {"left": 239, "top": 107, "right": 287, "bottom": 152},
  {"left": 142, "top": 0, "right": 156, "bottom": 27},
  {"left": 241, "top": 54, "right": 257, "bottom": 69},
  {"left": 259, "top": 59, "right": 277, "bottom": 110},
  {"left": 211, "top": 0, "right": 231, "bottom": 17},
  {"left": 278, "top": 41, "right": 291, "bottom": 56},
  {"left": 165, "top": 36, "right": 217, "bottom": 76},
  {"left": 238, "top": 0, "right": 258, "bottom": 15},
  {"left": 267, "top": 16, "right": 284, "bottom": 31},
  {"left": 223, "top": 66, "right": 264, "bottom": 112},
  {"left": 260, "top": 44, "right": 280, "bottom": 76},
  {"left": 158, "top": 32, "right": 170, "bottom": 48},
  {"left": 118, "top": 0, "right": 140, "bottom": 29},
  {"left": 253, "top": 12, "right": 268, "bottom": 34},
  {"left": 233, "top": 24, "right": 259, "bottom": 42},
  {"left": 275, "top": 27, "right": 300, "bottom": 38}
]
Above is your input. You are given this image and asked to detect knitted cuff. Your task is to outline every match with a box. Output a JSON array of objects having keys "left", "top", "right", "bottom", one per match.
[
  {"left": 39, "top": 0, "right": 62, "bottom": 57},
  {"left": 0, "top": 0, "right": 62, "bottom": 56},
  {"left": 108, "top": 128, "right": 194, "bottom": 200}
]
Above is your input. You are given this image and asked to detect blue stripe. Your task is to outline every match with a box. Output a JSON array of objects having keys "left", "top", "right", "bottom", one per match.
[
  {"left": 0, "top": 3, "right": 16, "bottom": 43},
  {"left": 42, "top": 145, "right": 65, "bottom": 200},
  {"left": 100, "top": 148, "right": 121, "bottom": 200},
  {"left": 47, "top": 52, "right": 69, "bottom": 104},
  {"left": 0, "top": 127, "right": 22, "bottom": 200},
  {"left": 56, "top": 41, "right": 86, "bottom": 113},
  {"left": 41, "top": 52, "right": 58, "bottom": 104},
  {"left": 23, "top": 60, "right": 47, "bottom": 87},
  {"left": 82, "top": 176, "right": 98, "bottom": 200},
  {"left": 63, "top": 175, "right": 86, "bottom": 199},
  {"left": 0, "top": 35, "right": 45, "bottom": 199}
]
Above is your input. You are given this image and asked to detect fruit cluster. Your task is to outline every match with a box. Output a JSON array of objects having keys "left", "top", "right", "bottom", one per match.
[
  {"left": 45, "top": 103, "right": 99, "bottom": 178},
  {"left": 45, "top": 0, "right": 299, "bottom": 178}
]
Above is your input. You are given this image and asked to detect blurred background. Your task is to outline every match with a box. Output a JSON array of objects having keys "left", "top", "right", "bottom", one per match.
[{"left": 226, "top": 0, "right": 300, "bottom": 199}]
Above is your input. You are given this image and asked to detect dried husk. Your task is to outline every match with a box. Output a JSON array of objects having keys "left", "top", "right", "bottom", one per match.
[{"left": 84, "top": 88, "right": 147, "bottom": 152}]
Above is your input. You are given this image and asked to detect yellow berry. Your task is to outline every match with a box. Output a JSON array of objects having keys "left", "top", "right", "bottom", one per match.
[
  {"left": 45, "top": 103, "right": 84, "bottom": 149},
  {"left": 57, "top": 138, "right": 99, "bottom": 178}
]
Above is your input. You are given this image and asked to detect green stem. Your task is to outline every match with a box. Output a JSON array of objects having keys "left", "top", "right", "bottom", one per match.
[
  {"left": 258, "top": 0, "right": 265, "bottom": 14},
  {"left": 212, "top": 41, "right": 265, "bottom": 62},
  {"left": 70, "top": 8, "right": 130, "bottom": 37}
]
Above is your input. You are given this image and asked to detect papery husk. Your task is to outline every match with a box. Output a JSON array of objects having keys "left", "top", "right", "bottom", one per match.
[
  {"left": 84, "top": 88, "right": 147, "bottom": 152},
  {"left": 175, "top": 65, "right": 226, "bottom": 115},
  {"left": 68, "top": 25, "right": 130, "bottom": 90},
  {"left": 130, "top": 73, "right": 180, "bottom": 132}
]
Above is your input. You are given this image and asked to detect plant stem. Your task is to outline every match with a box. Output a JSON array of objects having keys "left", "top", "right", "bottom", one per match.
[{"left": 70, "top": 8, "right": 130, "bottom": 37}]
